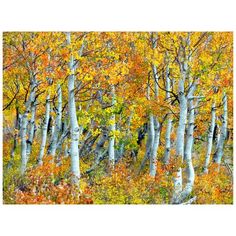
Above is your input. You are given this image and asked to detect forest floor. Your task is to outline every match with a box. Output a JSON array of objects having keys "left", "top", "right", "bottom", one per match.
[{"left": 2, "top": 139, "right": 233, "bottom": 204}]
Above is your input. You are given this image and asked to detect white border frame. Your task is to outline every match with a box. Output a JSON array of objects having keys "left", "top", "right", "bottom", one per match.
[{"left": 0, "top": 1, "right": 235, "bottom": 236}]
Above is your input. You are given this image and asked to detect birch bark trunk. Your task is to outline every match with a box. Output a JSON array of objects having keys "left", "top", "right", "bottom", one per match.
[
  {"left": 213, "top": 92, "right": 228, "bottom": 166},
  {"left": 172, "top": 78, "right": 187, "bottom": 202},
  {"left": 203, "top": 102, "right": 216, "bottom": 173},
  {"left": 20, "top": 78, "right": 37, "bottom": 174},
  {"left": 66, "top": 32, "right": 80, "bottom": 185},
  {"left": 150, "top": 116, "right": 160, "bottom": 176},
  {"left": 138, "top": 78, "right": 154, "bottom": 174},
  {"left": 178, "top": 97, "right": 196, "bottom": 202},
  {"left": 20, "top": 111, "right": 28, "bottom": 174},
  {"left": 37, "top": 95, "right": 50, "bottom": 165},
  {"left": 26, "top": 101, "right": 36, "bottom": 160},
  {"left": 149, "top": 33, "right": 160, "bottom": 176},
  {"left": 171, "top": 35, "right": 191, "bottom": 203},
  {"left": 8, "top": 104, "right": 20, "bottom": 168},
  {"left": 163, "top": 62, "right": 172, "bottom": 164},
  {"left": 49, "top": 84, "right": 62, "bottom": 157}
]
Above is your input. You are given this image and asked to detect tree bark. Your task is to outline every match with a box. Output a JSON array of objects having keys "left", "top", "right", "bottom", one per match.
[
  {"left": 172, "top": 78, "right": 187, "bottom": 202},
  {"left": 8, "top": 104, "right": 20, "bottom": 168},
  {"left": 37, "top": 95, "right": 50, "bottom": 165},
  {"left": 149, "top": 32, "right": 160, "bottom": 176},
  {"left": 26, "top": 101, "right": 36, "bottom": 160},
  {"left": 213, "top": 92, "right": 228, "bottom": 166},
  {"left": 49, "top": 84, "right": 62, "bottom": 157},
  {"left": 138, "top": 79, "right": 154, "bottom": 174},
  {"left": 20, "top": 112, "right": 28, "bottom": 174},
  {"left": 20, "top": 78, "right": 37, "bottom": 174},
  {"left": 203, "top": 102, "right": 216, "bottom": 173},
  {"left": 163, "top": 61, "right": 172, "bottom": 164},
  {"left": 66, "top": 32, "right": 80, "bottom": 185},
  {"left": 178, "top": 98, "right": 196, "bottom": 203},
  {"left": 150, "top": 117, "right": 160, "bottom": 176},
  {"left": 163, "top": 117, "right": 172, "bottom": 164}
]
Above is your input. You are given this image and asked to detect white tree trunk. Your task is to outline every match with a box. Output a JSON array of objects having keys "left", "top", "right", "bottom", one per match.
[
  {"left": 108, "top": 84, "right": 116, "bottom": 167},
  {"left": 164, "top": 62, "right": 172, "bottom": 164},
  {"left": 178, "top": 98, "right": 195, "bottom": 202},
  {"left": 20, "top": 112, "right": 28, "bottom": 174},
  {"left": 9, "top": 105, "right": 20, "bottom": 168},
  {"left": 49, "top": 84, "right": 62, "bottom": 157},
  {"left": 203, "top": 102, "right": 216, "bottom": 173},
  {"left": 26, "top": 102, "right": 36, "bottom": 160},
  {"left": 66, "top": 32, "right": 80, "bottom": 185},
  {"left": 138, "top": 114, "right": 155, "bottom": 174},
  {"left": 62, "top": 118, "right": 70, "bottom": 158},
  {"left": 213, "top": 92, "right": 228, "bottom": 165},
  {"left": 176, "top": 79, "right": 187, "bottom": 158},
  {"left": 216, "top": 122, "right": 221, "bottom": 148},
  {"left": 172, "top": 78, "right": 187, "bottom": 202},
  {"left": 147, "top": 113, "right": 155, "bottom": 169},
  {"left": 149, "top": 69, "right": 160, "bottom": 176},
  {"left": 20, "top": 79, "right": 37, "bottom": 174},
  {"left": 37, "top": 95, "right": 50, "bottom": 165},
  {"left": 172, "top": 35, "right": 191, "bottom": 202},
  {"left": 150, "top": 117, "right": 160, "bottom": 176},
  {"left": 164, "top": 118, "right": 172, "bottom": 164},
  {"left": 149, "top": 38, "right": 160, "bottom": 176},
  {"left": 50, "top": 117, "right": 55, "bottom": 144}
]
